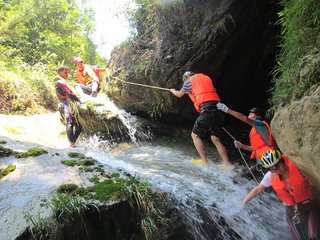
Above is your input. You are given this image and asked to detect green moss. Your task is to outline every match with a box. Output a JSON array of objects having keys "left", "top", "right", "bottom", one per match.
[
  {"left": 89, "top": 175, "right": 100, "bottom": 184},
  {"left": 57, "top": 184, "right": 79, "bottom": 194},
  {"left": 74, "top": 187, "right": 91, "bottom": 197},
  {"left": 67, "top": 152, "right": 86, "bottom": 159},
  {"left": 61, "top": 160, "right": 76, "bottom": 166},
  {"left": 0, "top": 140, "right": 7, "bottom": 144},
  {"left": 0, "top": 164, "right": 16, "bottom": 179},
  {"left": 15, "top": 148, "right": 48, "bottom": 158},
  {"left": 111, "top": 173, "right": 120, "bottom": 179},
  {"left": 4, "top": 125, "right": 22, "bottom": 135},
  {"left": 93, "top": 180, "right": 125, "bottom": 201},
  {"left": 0, "top": 145, "right": 14, "bottom": 157},
  {"left": 82, "top": 159, "right": 95, "bottom": 166},
  {"left": 93, "top": 166, "right": 105, "bottom": 174},
  {"left": 83, "top": 167, "right": 93, "bottom": 172}
]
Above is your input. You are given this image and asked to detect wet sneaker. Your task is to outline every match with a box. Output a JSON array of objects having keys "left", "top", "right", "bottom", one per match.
[
  {"left": 219, "top": 163, "right": 234, "bottom": 172},
  {"left": 192, "top": 158, "right": 208, "bottom": 166}
]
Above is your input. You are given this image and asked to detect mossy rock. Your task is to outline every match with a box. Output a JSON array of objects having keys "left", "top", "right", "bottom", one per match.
[
  {"left": 74, "top": 187, "right": 91, "bottom": 197},
  {"left": 82, "top": 167, "right": 93, "bottom": 173},
  {"left": 0, "top": 145, "right": 14, "bottom": 157},
  {"left": 68, "top": 152, "right": 86, "bottom": 159},
  {"left": 0, "top": 164, "right": 16, "bottom": 179},
  {"left": 61, "top": 160, "right": 76, "bottom": 166},
  {"left": 81, "top": 159, "right": 95, "bottom": 166},
  {"left": 0, "top": 140, "right": 7, "bottom": 144},
  {"left": 94, "top": 180, "right": 124, "bottom": 201},
  {"left": 15, "top": 148, "right": 48, "bottom": 158},
  {"left": 93, "top": 166, "right": 105, "bottom": 174},
  {"left": 57, "top": 184, "right": 79, "bottom": 194},
  {"left": 89, "top": 175, "right": 101, "bottom": 184}
]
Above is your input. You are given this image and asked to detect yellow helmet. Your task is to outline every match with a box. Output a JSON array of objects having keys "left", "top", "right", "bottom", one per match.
[{"left": 260, "top": 149, "right": 281, "bottom": 168}]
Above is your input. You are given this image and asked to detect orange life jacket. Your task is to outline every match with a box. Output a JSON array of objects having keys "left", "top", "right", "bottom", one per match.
[
  {"left": 93, "top": 67, "right": 105, "bottom": 82},
  {"left": 74, "top": 64, "right": 98, "bottom": 85},
  {"left": 188, "top": 73, "right": 220, "bottom": 112},
  {"left": 271, "top": 156, "right": 312, "bottom": 206},
  {"left": 249, "top": 121, "right": 275, "bottom": 160}
]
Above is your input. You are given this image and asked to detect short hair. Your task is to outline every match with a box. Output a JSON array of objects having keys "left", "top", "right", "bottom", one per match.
[{"left": 57, "top": 65, "right": 69, "bottom": 74}]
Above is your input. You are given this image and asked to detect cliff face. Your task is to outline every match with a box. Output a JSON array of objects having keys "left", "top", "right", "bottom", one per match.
[
  {"left": 108, "top": 0, "right": 279, "bottom": 123},
  {"left": 272, "top": 85, "right": 320, "bottom": 189}
]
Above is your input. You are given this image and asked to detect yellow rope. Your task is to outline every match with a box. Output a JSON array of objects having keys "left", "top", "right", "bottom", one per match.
[
  {"left": 222, "top": 127, "right": 259, "bottom": 184},
  {"left": 113, "top": 77, "right": 171, "bottom": 91}
]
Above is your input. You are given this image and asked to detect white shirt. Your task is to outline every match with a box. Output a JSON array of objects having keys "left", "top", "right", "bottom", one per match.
[{"left": 260, "top": 171, "right": 272, "bottom": 187}]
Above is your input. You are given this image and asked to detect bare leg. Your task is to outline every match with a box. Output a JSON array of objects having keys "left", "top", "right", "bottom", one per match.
[
  {"left": 74, "top": 84, "right": 87, "bottom": 101},
  {"left": 191, "top": 132, "right": 208, "bottom": 164},
  {"left": 91, "top": 82, "right": 98, "bottom": 97},
  {"left": 211, "top": 135, "right": 230, "bottom": 166}
]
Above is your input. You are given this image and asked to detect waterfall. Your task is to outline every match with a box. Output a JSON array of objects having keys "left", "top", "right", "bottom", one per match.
[
  {"left": 85, "top": 142, "right": 291, "bottom": 240},
  {"left": 81, "top": 95, "right": 291, "bottom": 239}
]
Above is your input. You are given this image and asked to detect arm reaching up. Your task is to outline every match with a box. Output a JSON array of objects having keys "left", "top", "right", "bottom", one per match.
[{"left": 217, "top": 103, "right": 254, "bottom": 127}]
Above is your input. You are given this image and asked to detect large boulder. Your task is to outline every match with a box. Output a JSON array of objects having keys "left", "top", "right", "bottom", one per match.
[
  {"left": 271, "top": 84, "right": 320, "bottom": 189},
  {"left": 107, "top": 0, "right": 279, "bottom": 123}
]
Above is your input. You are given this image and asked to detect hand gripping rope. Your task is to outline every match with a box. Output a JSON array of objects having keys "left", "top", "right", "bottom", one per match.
[{"left": 222, "top": 127, "right": 259, "bottom": 184}]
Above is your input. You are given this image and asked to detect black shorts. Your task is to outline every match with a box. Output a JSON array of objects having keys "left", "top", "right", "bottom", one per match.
[{"left": 192, "top": 109, "right": 225, "bottom": 138}]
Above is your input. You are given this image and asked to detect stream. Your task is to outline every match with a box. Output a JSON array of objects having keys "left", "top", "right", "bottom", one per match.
[{"left": 0, "top": 95, "right": 291, "bottom": 239}]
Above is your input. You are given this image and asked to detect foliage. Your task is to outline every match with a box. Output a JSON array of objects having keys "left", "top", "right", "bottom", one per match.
[
  {"left": 271, "top": 0, "right": 320, "bottom": 109},
  {"left": 0, "top": 0, "right": 106, "bottom": 114},
  {"left": 24, "top": 212, "right": 56, "bottom": 240},
  {"left": 0, "top": 0, "right": 97, "bottom": 67},
  {"left": 123, "top": 177, "right": 172, "bottom": 240},
  {"left": 50, "top": 192, "right": 98, "bottom": 222}
]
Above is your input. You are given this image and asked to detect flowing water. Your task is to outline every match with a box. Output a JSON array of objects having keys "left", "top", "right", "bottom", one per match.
[{"left": 0, "top": 95, "right": 291, "bottom": 240}]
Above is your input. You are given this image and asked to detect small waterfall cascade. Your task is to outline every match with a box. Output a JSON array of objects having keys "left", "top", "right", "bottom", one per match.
[
  {"left": 84, "top": 141, "right": 291, "bottom": 240},
  {"left": 81, "top": 94, "right": 153, "bottom": 145},
  {"left": 74, "top": 95, "right": 292, "bottom": 239}
]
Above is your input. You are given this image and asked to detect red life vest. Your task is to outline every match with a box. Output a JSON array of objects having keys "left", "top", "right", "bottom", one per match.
[
  {"left": 188, "top": 73, "right": 220, "bottom": 112},
  {"left": 249, "top": 121, "right": 274, "bottom": 160},
  {"left": 271, "top": 156, "right": 312, "bottom": 206}
]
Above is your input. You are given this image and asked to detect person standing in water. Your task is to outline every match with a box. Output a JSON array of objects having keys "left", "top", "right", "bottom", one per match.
[
  {"left": 55, "top": 65, "right": 82, "bottom": 148},
  {"left": 170, "top": 71, "right": 230, "bottom": 167}
]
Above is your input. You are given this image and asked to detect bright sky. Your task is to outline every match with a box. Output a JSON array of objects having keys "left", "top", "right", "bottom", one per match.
[{"left": 88, "top": 0, "right": 135, "bottom": 59}]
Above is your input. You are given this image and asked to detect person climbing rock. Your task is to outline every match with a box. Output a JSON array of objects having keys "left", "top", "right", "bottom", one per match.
[
  {"left": 242, "top": 149, "right": 319, "bottom": 240},
  {"left": 170, "top": 71, "right": 230, "bottom": 167},
  {"left": 73, "top": 57, "right": 101, "bottom": 99},
  {"left": 55, "top": 65, "right": 82, "bottom": 148},
  {"left": 217, "top": 103, "right": 275, "bottom": 169}
]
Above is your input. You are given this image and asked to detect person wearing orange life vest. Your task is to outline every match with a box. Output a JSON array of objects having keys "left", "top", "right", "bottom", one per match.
[
  {"left": 73, "top": 57, "right": 101, "bottom": 98},
  {"left": 242, "top": 149, "right": 319, "bottom": 240},
  {"left": 217, "top": 103, "right": 275, "bottom": 165},
  {"left": 170, "top": 71, "right": 230, "bottom": 167}
]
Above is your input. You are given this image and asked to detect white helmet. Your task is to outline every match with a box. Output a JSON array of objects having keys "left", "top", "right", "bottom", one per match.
[
  {"left": 260, "top": 149, "right": 281, "bottom": 168},
  {"left": 182, "top": 71, "right": 195, "bottom": 81}
]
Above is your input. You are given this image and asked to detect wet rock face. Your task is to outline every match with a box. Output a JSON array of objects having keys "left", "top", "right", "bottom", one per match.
[
  {"left": 108, "top": 0, "right": 279, "bottom": 123},
  {"left": 271, "top": 85, "right": 320, "bottom": 190}
]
